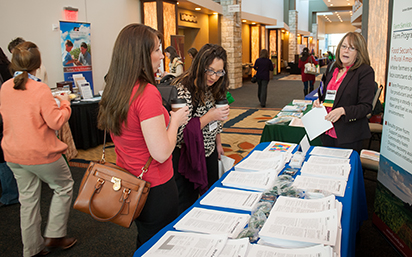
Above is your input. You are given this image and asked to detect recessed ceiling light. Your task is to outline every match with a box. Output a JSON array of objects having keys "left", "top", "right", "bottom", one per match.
[
  {"left": 213, "top": 12, "right": 218, "bottom": 15},
  {"left": 242, "top": 20, "right": 247, "bottom": 22},
  {"left": 177, "top": 2, "right": 179, "bottom": 4},
  {"left": 330, "top": 4, "right": 333, "bottom": 6},
  {"left": 195, "top": 7, "right": 201, "bottom": 11},
  {"left": 252, "top": 22, "right": 256, "bottom": 25}
]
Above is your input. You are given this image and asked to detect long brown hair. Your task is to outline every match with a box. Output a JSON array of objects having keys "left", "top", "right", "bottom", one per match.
[
  {"left": 173, "top": 44, "right": 229, "bottom": 105},
  {"left": 10, "top": 42, "right": 41, "bottom": 90},
  {"left": 335, "top": 32, "right": 370, "bottom": 71},
  {"left": 98, "top": 24, "right": 162, "bottom": 136}
]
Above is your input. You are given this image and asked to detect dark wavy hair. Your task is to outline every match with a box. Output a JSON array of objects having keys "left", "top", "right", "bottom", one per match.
[
  {"left": 98, "top": 23, "right": 163, "bottom": 136},
  {"left": 335, "top": 32, "right": 370, "bottom": 71},
  {"left": 165, "top": 46, "right": 180, "bottom": 62},
  {"left": 10, "top": 42, "right": 41, "bottom": 90},
  {"left": 188, "top": 47, "right": 198, "bottom": 59},
  {"left": 173, "top": 44, "right": 229, "bottom": 105},
  {"left": 300, "top": 47, "right": 310, "bottom": 62}
]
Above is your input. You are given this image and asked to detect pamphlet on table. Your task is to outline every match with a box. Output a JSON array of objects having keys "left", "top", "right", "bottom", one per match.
[
  {"left": 173, "top": 207, "right": 250, "bottom": 238},
  {"left": 222, "top": 170, "right": 277, "bottom": 191},
  {"left": 292, "top": 175, "right": 347, "bottom": 197},
  {"left": 300, "top": 162, "right": 351, "bottom": 181},
  {"left": 309, "top": 146, "right": 352, "bottom": 159},
  {"left": 247, "top": 244, "right": 334, "bottom": 257},
  {"left": 200, "top": 187, "right": 262, "bottom": 211}
]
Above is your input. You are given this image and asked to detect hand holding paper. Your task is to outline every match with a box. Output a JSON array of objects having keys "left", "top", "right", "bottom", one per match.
[{"left": 301, "top": 105, "right": 333, "bottom": 141}]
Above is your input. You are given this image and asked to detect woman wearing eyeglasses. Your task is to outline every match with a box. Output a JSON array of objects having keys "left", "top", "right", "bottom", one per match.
[
  {"left": 313, "top": 32, "right": 375, "bottom": 154},
  {"left": 171, "top": 44, "right": 230, "bottom": 214}
]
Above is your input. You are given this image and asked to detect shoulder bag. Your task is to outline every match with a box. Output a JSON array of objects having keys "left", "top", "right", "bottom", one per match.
[
  {"left": 73, "top": 131, "right": 151, "bottom": 228},
  {"left": 304, "top": 56, "right": 317, "bottom": 75}
]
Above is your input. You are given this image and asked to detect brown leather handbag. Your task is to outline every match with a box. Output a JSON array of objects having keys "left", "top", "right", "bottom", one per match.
[{"left": 73, "top": 132, "right": 151, "bottom": 228}]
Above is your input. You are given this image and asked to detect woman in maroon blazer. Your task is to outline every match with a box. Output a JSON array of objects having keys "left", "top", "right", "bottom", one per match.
[
  {"left": 313, "top": 32, "right": 375, "bottom": 154},
  {"left": 298, "top": 47, "right": 318, "bottom": 96}
]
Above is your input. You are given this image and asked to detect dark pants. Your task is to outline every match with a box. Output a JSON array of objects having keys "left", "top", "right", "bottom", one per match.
[
  {"left": 135, "top": 177, "right": 178, "bottom": 249},
  {"left": 257, "top": 79, "right": 269, "bottom": 107},
  {"left": 321, "top": 134, "right": 363, "bottom": 154},
  {"left": 303, "top": 80, "right": 315, "bottom": 95},
  {"left": 173, "top": 146, "right": 218, "bottom": 215}
]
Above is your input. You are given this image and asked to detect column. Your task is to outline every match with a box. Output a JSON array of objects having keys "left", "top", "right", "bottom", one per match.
[
  {"left": 288, "top": 10, "right": 298, "bottom": 63},
  {"left": 220, "top": 0, "right": 243, "bottom": 89}
]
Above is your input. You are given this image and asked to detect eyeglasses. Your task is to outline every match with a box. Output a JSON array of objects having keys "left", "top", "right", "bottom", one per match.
[
  {"left": 341, "top": 44, "right": 356, "bottom": 52},
  {"left": 205, "top": 68, "right": 225, "bottom": 77}
]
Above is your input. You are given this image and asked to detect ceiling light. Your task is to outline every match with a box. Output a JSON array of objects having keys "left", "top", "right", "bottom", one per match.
[
  {"left": 242, "top": 20, "right": 247, "bottom": 22},
  {"left": 330, "top": 4, "right": 333, "bottom": 6},
  {"left": 213, "top": 12, "right": 218, "bottom": 15},
  {"left": 195, "top": 7, "right": 201, "bottom": 11},
  {"left": 177, "top": 2, "right": 179, "bottom": 4},
  {"left": 252, "top": 22, "right": 256, "bottom": 25}
]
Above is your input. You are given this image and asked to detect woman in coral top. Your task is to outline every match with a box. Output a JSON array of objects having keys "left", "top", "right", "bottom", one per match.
[
  {"left": 0, "top": 42, "right": 76, "bottom": 257},
  {"left": 98, "top": 24, "right": 189, "bottom": 249}
]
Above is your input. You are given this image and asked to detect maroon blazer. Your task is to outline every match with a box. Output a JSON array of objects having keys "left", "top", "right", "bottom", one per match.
[
  {"left": 321, "top": 63, "right": 375, "bottom": 144},
  {"left": 298, "top": 55, "right": 318, "bottom": 82}
]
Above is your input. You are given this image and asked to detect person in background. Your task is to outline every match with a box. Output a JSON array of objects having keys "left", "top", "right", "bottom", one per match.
[
  {"left": 76, "top": 42, "right": 91, "bottom": 66},
  {"left": 164, "top": 46, "right": 184, "bottom": 77},
  {"left": 0, "top": 46, "right": 19, "bottom": 208},
  {"left": 8, "top": 37, "right": 49, "bottom": 87},
  {"left": 0, "top": 41, "right": 76, "bottom": 257},
  {"left": 171, "top": 44, "right": 230, "bottom": 214},
  {"left": 298, "top": 47, "right": 318, "bottom": 96},
  {"left": 313, "top": 32, "right": 375, "bottom": 154},
  {"left": 97, "top": 24, "right": 189, "bottom": 249},
  {"left": 62, "top": 40, "right": 76, "bottom": 67},
  {"left": 187, "top": 47, "right": 198, "bottom": 60},
  {"left": 253, "top": 49, "right": 274, "bottom": 107}
]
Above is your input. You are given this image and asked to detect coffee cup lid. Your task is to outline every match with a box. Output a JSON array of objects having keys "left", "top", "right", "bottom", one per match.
[
  {"left": 215, "top": 98, "right": 228, "bottom": 105},
  {"left": 171, "top": 98, "right": 186, "bottom": 104}
]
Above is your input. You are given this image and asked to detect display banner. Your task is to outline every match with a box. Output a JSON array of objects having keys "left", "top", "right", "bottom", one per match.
[
  {"left": 373, "top": 0, "right": 412, "bottom": 255},
  {"left": 60, "top": 21, "right": 94, "bottom": 93}
]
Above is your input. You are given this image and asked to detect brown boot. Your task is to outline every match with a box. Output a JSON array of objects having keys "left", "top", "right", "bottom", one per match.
[{"left": 44, "top": 237, "right": 77, "bottom": 251}]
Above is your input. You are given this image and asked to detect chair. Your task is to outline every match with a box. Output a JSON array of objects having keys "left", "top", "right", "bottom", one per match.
[{"left": 367, "top": 84, "right": 383, "bottom": 149}]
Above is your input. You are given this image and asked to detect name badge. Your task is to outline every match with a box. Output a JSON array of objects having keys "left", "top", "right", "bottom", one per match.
[
  {"left": 209, "top": 121, "right": 218, "bottom": 132},
  {"left": 323, "top": 90, "right": 336, "bottom": 107}
]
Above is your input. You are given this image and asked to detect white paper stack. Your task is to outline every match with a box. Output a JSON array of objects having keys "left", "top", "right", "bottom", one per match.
[
  {"left": 235, "top": 151, "right": 285, "bottom": 174},
  {"left": 309, "top": 146, "right": 352, "bottom": 159},
  {"left": 292, "top": 175, "right": 347, "bottom": 197},
  {"left": 200, "top": 187, "right": 262, "bottom": 211},
  {"left": 281, "top": 105, "right": 306, "bottom": 112},
  {"left": 258, "top": 209, "right": 339, "bottom": 247},
  {"left": 306, "top": 155, "right": 350, "bottom": 165},
  {"left": 292, "top": 99, "right": 313, "bottom": 105},
  {"left": 173, "top": 207, "right": 250, "bottom": 239},
  {"left": 221, "top": 170, "right": 277, "bottom": 191},
  {"left": 218, "top": 238, "right": 249, "bottom": 257},
  {"left": 142, "top": 231, "right": 227, "bottom": 257},
  {"left": 300, "top": 162, "right": 351, "bottom": 181},
  {"left": 265, "top": 116, "right": 293, "bottom": 125},
  {"left": 247, "top": 244, "right": 334, "bottom": 257}
]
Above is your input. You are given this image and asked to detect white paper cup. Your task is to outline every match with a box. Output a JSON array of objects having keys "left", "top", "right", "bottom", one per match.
[{"left": 171, "top": 103, "right": 186, "bottom": 112}]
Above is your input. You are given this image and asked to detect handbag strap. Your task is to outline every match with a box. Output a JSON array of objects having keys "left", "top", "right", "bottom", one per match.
[{"left": 101, "top": 130, "right": 153, "bottom": 179}]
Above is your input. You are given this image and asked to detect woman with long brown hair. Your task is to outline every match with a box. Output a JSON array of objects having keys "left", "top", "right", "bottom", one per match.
[{"left": 98, "top": 24, "right": 188, "bottom": 249}]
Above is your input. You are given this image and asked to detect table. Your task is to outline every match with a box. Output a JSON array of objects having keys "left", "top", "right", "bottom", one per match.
[
  {"left": 260, "top": 104, "right": 322, "bottom": 146},
  {"left": 133, "top": 143, "right": 368, "bottom": 257},
  {"left": 68, "top": 99, "right": 110, "bottom": 150},
  {"left": 305, "top": 87, "right": 319, "bottom": 101}
]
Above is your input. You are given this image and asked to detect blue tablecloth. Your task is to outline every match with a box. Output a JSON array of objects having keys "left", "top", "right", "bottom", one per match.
[
  {"left": 133, "top": 143, "right": 368, "bottom": 257},
  {"left": 305, "top": 87, "right": 319, "bottom": 101}
]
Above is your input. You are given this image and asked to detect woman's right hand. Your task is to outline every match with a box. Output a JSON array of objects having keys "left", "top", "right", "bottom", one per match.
[
  {"left": 210, "top": 105, "right": 230, "bottom": 121},
  {"left": 313, "top": 98, "right": 323, "bottom": 108},
  {"left": 170, "top": 106, "right": 189, "bottom": 126},
  {"left": 55, "top": 93, "right": 70, "bottom": 102}
]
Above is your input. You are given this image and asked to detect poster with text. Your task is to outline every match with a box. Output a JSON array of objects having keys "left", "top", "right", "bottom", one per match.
[
  {"left": 60, "top": 21, "right": 94, "bottom": 93},
  {"left": 373, "top": 0, "right": 412, "bottom": 255}
]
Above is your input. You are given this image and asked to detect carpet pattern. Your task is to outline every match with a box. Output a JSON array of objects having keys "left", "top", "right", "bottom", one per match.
[
  {"left": 70, "top": 107, "right": 280, "bottom": 168},
  {"left": 278, "top": 74, "right": 323, "bottom": 81}
]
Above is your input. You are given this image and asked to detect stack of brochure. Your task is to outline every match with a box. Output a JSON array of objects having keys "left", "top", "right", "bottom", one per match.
[
  {"left": 258, "top": 195, "right": 342, "bottom": 256},
  {"left": 281, "top": 105, "right": 307, "bottom": 112},
  {"left": 360, "top": 149, "right": 380, "bottom": 162},
  {"left": 199, "top": 187, "right": 262, "bottom": 211}
]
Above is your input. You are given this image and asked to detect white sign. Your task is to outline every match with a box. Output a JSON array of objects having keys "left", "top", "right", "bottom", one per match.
[{"left": 228, "top": 4, "right": 240, "bottom": 13}]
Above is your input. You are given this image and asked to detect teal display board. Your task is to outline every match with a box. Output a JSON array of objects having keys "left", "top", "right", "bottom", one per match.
[{"left": 374, "top": 1, "right": 412, "bottom": 255}]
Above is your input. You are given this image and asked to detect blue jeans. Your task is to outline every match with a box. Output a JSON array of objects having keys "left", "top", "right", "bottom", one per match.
[
  {"left": 303, "top": 80, "right": 315, "bottom": 92},
  {"left": 0, "top": 162, "right": 19, "bottom": 205}
]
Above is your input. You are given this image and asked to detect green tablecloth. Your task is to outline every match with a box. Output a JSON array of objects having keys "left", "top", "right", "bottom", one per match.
[{"left": 260, "top": 104, "right": 323, "bottom": 146}]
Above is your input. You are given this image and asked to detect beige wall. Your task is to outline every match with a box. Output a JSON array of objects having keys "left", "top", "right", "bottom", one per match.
[
  {"left": 242, "top": 24, "right": 251, "bottom": 64},
  {"left": 209, "top": 14, "right": 221, "bottom": 45},
  {"left": 177, "top": 9, "right": 210, "bottom": 70},
  {"left": 367, "top": 0, "right": 389, "bottom": 100},
  {"left": 325, "top": 21, "right": 356, "bottom": 34}
]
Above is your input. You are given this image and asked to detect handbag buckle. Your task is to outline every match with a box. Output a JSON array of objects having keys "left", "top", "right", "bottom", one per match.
[{"left": 111, "top": 177, "right": 122, "bottom": 191}]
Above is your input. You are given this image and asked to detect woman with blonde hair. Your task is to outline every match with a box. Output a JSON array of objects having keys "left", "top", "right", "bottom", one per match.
[
  {"left": 0, "top": 41, "right": 76, "bottom": 256},
  {"left": 313, "top": 32, "right": 375, "bottom": 153}
]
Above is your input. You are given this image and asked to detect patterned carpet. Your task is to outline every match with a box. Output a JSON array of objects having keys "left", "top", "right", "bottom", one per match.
[
  {"left": 278, "top": 74, "right": 323, "bottom": 81},
  {"left": 69, "top": 107, "right": 280, "bottom": 168}
]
